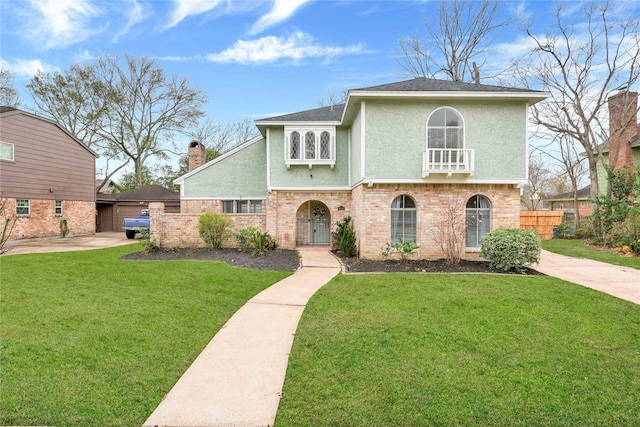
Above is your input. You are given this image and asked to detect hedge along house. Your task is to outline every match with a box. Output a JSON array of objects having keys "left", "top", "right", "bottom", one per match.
[{"left": 171, "top": 78, "right": 548, "bottom": 259}]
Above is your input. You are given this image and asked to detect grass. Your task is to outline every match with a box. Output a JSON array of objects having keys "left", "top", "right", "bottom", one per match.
[
  {"left": 542, "top": 239, "right": 640, "bottom": 270},
  {"left": 0, "top": 244, "right": 291, "bottom": 427},
  {"left": 276, "top": 273, "right": 640, "bottom": 426}
]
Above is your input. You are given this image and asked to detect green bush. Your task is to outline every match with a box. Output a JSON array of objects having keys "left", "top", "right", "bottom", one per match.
[
  {"left": 235, "top": 226, "right": 260, "bottom": 253},
  {"left": 480, "top": 228, "right": 541, "bottom": 272},
  {"left": 234, "top": 226, "right": 276, "bottom": 255},
  {"left": 381, "top": 240, "right": 420, "bottom": 263},
  {"left": 198, "top": 213, "right": 234, "bottom": 249},
  {"left": 332, "top": 216, "right": 357, "bottom": 257}
]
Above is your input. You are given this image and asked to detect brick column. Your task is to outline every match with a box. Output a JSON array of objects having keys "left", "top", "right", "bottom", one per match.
[{"left": 149, "top": 202, "right": 165, "bottom": 248}]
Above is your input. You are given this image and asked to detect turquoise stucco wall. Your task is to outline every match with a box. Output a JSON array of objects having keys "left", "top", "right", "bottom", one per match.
[
  {"left": 350, "top": 108, "right": 362, "bottom": 185},
  {"left": 268, "top": 128, "right": 350, "bottom": 187},
  {"left": 363, "top": 100, "right": 528, "bottom": 180},
  {"left": 182, "top": 139, "right": 267, "bottom": 197}
]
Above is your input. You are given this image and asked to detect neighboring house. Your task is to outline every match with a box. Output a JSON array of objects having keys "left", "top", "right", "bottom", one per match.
[
  {"left": 96, "top": 179, "right": 118, "bottom": 194},
  {"left": 171, "top": 78, "right": 548, "bottom": 259},
  {"left": 542, "top": 185, "right": 592, "bottom": 221},
  {"left": 96, "top": 185, "right": 180, "bottom": 232},
  {"left": 0, "top": 107, "right": 98, "bottom": 240},
  {"left": 596, "top": 91, "right": 639, "bottom": 195}
]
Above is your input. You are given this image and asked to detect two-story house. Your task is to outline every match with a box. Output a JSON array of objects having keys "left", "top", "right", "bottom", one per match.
[
  {"left": 172, "top": 78, "right": 548, "bottom": 259},
  {"left": 0, "top": 107, "right": 98, "bottom": 240}
]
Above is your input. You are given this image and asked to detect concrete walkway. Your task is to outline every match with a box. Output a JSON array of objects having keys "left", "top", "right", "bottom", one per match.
[
  {"left": 142, "top": 248, "right": 341, "bottom": 427},
  {"left": 533, "top": 249, "right": 640, "bottom": 305}
]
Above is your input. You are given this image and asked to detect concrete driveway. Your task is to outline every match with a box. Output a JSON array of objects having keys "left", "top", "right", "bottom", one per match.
[{"left": 1, "top": 232, "right": 138, "bottom": 255}]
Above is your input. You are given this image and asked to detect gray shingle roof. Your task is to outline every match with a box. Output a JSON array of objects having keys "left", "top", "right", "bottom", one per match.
[
  {"left": 353, "top": 77, "right": 541, "bottom": 94},
  {"left": 256, "top": 77, "right": 545, "bottom": 124},
  {"left": 257, "top": 104, "right": 344, "bottom": 123}
]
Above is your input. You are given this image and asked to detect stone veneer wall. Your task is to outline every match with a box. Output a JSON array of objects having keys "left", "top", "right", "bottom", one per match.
[
  {"left": 353, "top": 183, "right": 521, "bottom": 259},
  {"left": 266, "top": 190, "right": 352, "bottom": 250},
  {"left": 149, "top": 202, "right": 266, "bottom": 249},
  {"left": 7, "top": 198, "right": 95, "bottom": 240}
]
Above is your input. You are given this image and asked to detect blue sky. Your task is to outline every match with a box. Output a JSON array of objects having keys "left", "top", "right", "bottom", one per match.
[{"left": 1, "top": 0, "right": 639, "bottom": 168}]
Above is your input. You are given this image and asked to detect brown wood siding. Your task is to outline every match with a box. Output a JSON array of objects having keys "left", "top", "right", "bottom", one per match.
[{"left": 0, "top": 112, "right": 96, "bottom": 202}]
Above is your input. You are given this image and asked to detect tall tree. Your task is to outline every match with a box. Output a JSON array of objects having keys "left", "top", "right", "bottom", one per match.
[
  {"left": 28, "top": 54, "right": 207, "bottom": 189},
  {"left": 514, "top": 1, "right": 640, "bottom": 199},
  {"left": 397, "top": 0, "right": 509, "bottom": 82},
  {"left": 0, "top": 68, "right": 20, "bottom": 107}
]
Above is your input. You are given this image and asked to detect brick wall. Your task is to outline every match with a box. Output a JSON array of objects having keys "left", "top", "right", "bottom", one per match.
[
  {"left": 354, "top": 183, "right": 520, "bottom": 259},
  {"left": 149, "top": 202, "right": 266, "bottom": 249},
  {"left": 267, "top": 191, "right": 352, "bottom": 249},
  {"left": 6, "top": 198, "right": 95, "bottom": 240},
  {"left": 159, "top": 183, "right": 520, "bottom": 259}
]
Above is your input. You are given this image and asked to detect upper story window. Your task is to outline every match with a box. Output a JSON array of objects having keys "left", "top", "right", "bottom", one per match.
[
  {"left": 427, "top": 107, "right": 464, "bottom": 150},
  {"left": 285, "top": 127, "right": 336, "bottom": 169},
  {"left": 1, "top": 141, "right": 14, "bottom": 161}
]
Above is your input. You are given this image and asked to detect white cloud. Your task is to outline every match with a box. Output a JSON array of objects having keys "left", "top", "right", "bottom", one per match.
[
  {"left": 249, "top": 0, "right": 311, "bottom": 35},
  {"left": 164, "top": 0, "right": 226, "bottom": 30},
  {"left": 1, "top": 58, "right": 56, "bottom": 78},
  {"left": 24, "top": 0, "right": 105, "bottom": 49},
  {"left": 112, "top": 1, "right": 147, "bottom": 42},
  {"left": 206, "top": 32, "right": 364, "bottom": 65}
]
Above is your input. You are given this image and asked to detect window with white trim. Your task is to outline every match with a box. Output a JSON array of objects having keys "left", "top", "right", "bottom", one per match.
[
  {"left": 0, "top": 141, "right": 14, "bottom": 161},
  {"left": 390, "top": 195, "right": 417, "bottom": 245},
  {"left": 284, "top": 126, "right": 336, "bottom": 168},
  {"left": 55, "top": 200, "right": 63, "bottom": 216},
  {"left": 16, "top": 199, "right": 30, "bottom": 215},
  {"left": 466, "top": 195, "right": 491, "bottom": 248},
  {"left": 427, "top": 107, "right": 464, "bottom": 150},
  {"left": 221, "top": 200, "right": 264, "bottom": 214}
]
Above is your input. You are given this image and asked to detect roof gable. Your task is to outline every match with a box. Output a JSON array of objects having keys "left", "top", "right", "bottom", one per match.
[{"left": 0, "top": 107, "right": 99, "bottom": 158}]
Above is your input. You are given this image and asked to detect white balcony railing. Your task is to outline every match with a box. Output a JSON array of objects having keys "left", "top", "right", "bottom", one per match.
[{"left": 423, "top": 148, "right": 474, "bottom": 177}]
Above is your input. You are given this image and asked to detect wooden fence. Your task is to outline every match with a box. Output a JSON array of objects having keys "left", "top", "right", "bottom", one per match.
[{"left": 520, "top": 211, "right": 565, "bottom": 240}]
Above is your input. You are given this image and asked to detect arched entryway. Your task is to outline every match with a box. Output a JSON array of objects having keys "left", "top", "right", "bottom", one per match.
[{"left": 295, "top": 200, "right": 331, "bottom": 246}]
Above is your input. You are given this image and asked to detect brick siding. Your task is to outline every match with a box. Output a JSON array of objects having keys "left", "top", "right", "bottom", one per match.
[
  {"left": 6, "top": 198, "right": 95, "bottom": 240},
  {"left": 152, "top": 183, "right": 520, "bottom": 259}
]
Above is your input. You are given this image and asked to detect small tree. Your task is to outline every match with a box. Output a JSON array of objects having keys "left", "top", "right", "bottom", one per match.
[
  {"left": 0, "top": 194, "right": 17, "bottom": 254},
  {"left": 432, "top": 198, "right": 466, "bottom": 263},
  {"left": 198, "top": 213, "right": 234, "bottom": 249},
  {"left": 332, "top": 216, "right": 357, "bottom": 257}
]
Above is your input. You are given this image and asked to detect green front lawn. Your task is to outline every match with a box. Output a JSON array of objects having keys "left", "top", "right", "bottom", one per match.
[
  {"left": 0, "top": 245, "right": 291, "bottom": 427},
  {"left": 542, "top": 239, "right": 640, "bottom": 270},
  {"left": 277, "top": 273, "right": 640, "bottom": 426}
]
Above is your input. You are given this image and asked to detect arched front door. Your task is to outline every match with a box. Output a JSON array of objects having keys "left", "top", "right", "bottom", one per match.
[{"left": 295, "top": 200, "right": 331, "bottom": 246}]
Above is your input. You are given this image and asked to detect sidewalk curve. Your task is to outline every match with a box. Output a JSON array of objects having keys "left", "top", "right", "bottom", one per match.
[
  {"left": 142, "top": 248, "right": 341, "bottom": 427},
  {"left": 532, "top": 249, "right": 640, "bottom": 305}
]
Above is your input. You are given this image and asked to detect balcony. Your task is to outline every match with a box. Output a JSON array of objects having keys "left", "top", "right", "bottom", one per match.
[{"left": 423, "top": 148, "right": 474, "bottom": 177}]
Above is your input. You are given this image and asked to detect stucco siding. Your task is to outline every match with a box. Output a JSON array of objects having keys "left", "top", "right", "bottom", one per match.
[
  {"left": 350, "top": 108, "right": 363, "bottom": 185},
  {"left": 268, "top": 128, "right": 350, "bottom": 188},
  {"left": 182, "top": 139, "right": 267, "bottom": 198},
  {"left": 363, "top": 100, "right": 527, "bottom": 180}
]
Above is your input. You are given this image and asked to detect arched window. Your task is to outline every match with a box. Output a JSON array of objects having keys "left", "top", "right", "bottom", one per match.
[
  {"left": 391, "top": 195, "right": 417, "bottom": 245},
  {"left": 320, "top": 131, "right": 331, "bottom": 159},
  {"left": 428, "top": 107, "right": 464, "bottom": 149},
  {"left": 290, "top": 131, "right": 300, "bottom": 159},
  {"left": 466, "top": 195, "right": 491, "bottom": 248},
  {"left": 305, "top": 131, "right": 316, "bottom": 159}
]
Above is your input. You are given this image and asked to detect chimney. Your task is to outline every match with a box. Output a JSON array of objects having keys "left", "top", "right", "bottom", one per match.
[
  {"left": 188, "top": 140, "right": 206, "bottom": 171},
  {"left": 608, "top": 91, "right": 638, "bottom": 171}
]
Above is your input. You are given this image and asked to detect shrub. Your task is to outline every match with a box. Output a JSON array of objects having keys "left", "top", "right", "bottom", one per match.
[
  {"left": 381, "top": 240, "right": 420, "bottom": 263},
  {"left": 198, "top": 213, "right": 234, "bottom": 249},
  {"left": 480, "top": 228, "right": 541, "bottom": 272},
  {"left": 59, "top": 218, "right": 69, "bottom": 237},
  {"left": 250, "top": 230, "right": 276, "bottom": 255},
  {"left": 235, "top": 226, "right": 259, "bottom": 253},
  {"left": 332, "top": 216, "right": 357, "bottom": 257},
  {"left": 234, "top": 226, "right": 276, "bottom": 255}
]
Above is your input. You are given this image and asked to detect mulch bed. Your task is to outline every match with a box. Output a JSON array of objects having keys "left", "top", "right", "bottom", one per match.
[{"left": 122, "top": 247, "right": 544, "bottom": 275}]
